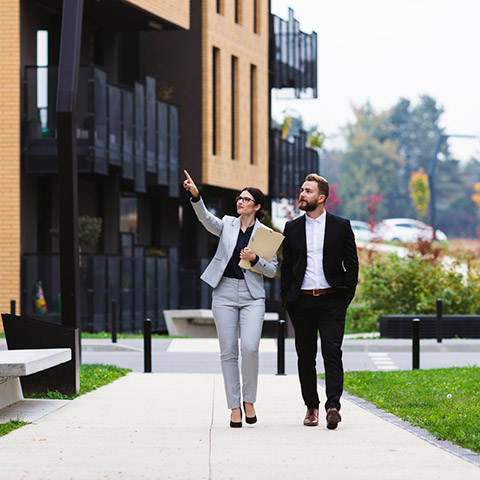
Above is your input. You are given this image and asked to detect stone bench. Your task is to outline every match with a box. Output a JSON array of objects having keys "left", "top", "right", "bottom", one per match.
[
  {"left": 164, "top": 309, "right": 280, "bottom": 338},
  {"left": 0, "top": 348, "right": 71, "bottom": 410}
]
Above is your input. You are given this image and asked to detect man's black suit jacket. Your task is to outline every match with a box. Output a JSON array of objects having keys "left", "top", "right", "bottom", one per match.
[{"left": 281, "top": 212, "right": 359, "bottom": 307}]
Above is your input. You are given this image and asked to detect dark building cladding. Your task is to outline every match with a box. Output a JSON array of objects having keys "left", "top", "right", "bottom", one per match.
[{"left": 18, "top": 1, "right": 318, "bottom": 333}]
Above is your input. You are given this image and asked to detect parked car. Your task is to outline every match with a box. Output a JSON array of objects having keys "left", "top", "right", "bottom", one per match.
[
  {"left": 375, "top": 218, "right": 447, "bottom": 243},
  {"left": 350, "top": 220, "right": 376, "bottom": 242}
]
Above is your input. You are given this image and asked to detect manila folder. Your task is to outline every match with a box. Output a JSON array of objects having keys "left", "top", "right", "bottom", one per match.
[{"left": 238, "top": 226, "right": 284, "bottom": 272}]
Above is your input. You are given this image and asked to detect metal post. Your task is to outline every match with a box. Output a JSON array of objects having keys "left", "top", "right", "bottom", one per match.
[
  {"left": 111, "top": 300, "right": 117, "bottom": 343},
  {"left": 56, "top": 0, "right": 84, "bottom": 333},
  {"left": 436, "top": 298, "right": 443, "bottom": 343},
  {"left": 10, "top": 300, "right": 16, "bottom": 316},
  {"left": 144, "top": 318, "right": 152, "bottom": 373},
  {"left": 412, "top": 318, "right": 420, "bottom": 370},
  {"left": 87, "top": 288, "right": 94, "bottom": 333},
  {"left": 276, "top": 319, "right": 286, "bottom": 376}
]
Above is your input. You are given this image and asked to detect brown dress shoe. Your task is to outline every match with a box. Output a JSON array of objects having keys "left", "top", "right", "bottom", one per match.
[
  {"left": 303, "top": 408, "right": 319, "bottom": 426},
  {"left": 326, "top": 408, "right": 342, "bottom": 430}
]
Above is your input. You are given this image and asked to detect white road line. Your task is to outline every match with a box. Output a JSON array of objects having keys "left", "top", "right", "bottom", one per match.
[{"left": 368, "top": 352, "right": 399, "bottom": 371}]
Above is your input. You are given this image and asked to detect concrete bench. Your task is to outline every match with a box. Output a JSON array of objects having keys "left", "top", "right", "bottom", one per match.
[
  {"left": 0, "top": 348, "right": 71, "bottom": 410},
  {"left": 164, "top": 309, "right": 280, "bottom": 338}
]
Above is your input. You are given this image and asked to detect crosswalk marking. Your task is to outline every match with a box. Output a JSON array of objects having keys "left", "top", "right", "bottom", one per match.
[{"left": 368, "top": 352, "right": 399, "bottom": 371}]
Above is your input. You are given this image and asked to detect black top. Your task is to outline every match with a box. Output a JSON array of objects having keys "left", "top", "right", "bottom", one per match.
[{"left": 224, "top": 225, "right": 259, "bottom": 279}]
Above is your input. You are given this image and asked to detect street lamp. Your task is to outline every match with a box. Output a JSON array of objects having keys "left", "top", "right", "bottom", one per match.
[{"left": 427, "top": 133, "right": 477, "bottom": 227}]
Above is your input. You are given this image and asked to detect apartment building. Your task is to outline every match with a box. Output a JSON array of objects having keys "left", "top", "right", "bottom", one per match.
[{"left": 0, "top": 0, "right": 317, "bottom": 333}]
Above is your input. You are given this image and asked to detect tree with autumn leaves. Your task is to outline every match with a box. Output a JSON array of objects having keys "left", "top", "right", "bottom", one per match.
[{"left": 409, "top": 168, "right": 430, "bottom": 220}]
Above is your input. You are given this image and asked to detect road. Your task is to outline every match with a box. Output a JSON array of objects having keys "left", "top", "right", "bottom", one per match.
[{"left": 79, "top": 337, "right": 480, "bottom": 373}]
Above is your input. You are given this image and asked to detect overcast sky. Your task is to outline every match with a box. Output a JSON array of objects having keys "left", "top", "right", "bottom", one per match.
[{"left": 270, "top": 0, "right": 480, "bottom": 162}]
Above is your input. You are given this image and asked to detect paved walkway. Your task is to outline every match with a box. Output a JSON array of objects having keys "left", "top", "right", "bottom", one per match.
[{"left": 1, "top": 372, "right": 479, "bottom": 479}]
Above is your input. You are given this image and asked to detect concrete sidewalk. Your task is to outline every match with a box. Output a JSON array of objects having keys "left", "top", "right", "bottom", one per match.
[{"left": 0, "top": 373, "right": 478, "bottom": 479}]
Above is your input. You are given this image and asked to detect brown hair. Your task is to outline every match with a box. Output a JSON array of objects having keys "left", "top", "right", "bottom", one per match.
[
  {"left": 305, "top": 173, "right": 329, "bottom": 201},
  {"left": 241, "top": 187, "right": 265, "bottom": 220}
]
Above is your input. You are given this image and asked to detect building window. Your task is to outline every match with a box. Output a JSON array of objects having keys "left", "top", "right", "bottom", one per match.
[
  {"left": 231, "top": 56, "right": 238, "bottom": 160},
  {"left": 120, "top": 197, "right": 138, "bottom": 234},
  {"left": 235, "top": 0, "right": 241, "bottom": 24},
  {"left": 212, "top": 47, "right": 220, "bottom": 156},
  {"left": 250, "top": 65, "right": 256, "bottom": 165},
  {"left": 253, "top": 0, "right": 259, "bottom": 33},
  {"left": 36, "top": 31, "right": 48, "bottom": 134},
  {"left": 216, "top": 0, "right": 223, "bottom": 14}
]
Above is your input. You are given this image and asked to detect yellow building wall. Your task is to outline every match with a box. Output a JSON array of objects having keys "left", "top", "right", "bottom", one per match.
[
  {"left": 202, "top": 0, "right": 269, "bottom": 194},
  {"left": 126, "top": 0, "right": 190, "bottom": 29},
  {"left": 0, "top": 0, "right": 21, "bottom": 330}
]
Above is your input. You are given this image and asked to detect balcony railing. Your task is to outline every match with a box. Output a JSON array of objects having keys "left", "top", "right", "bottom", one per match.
[
  {"left": 269, "top": 128, "right": 319, "bottom": 199},
  {"left": 23, "top": 65, "right": 179, "bottom": 196},
  {"left": 21, "top": 248, "right": 283, "bottom": 333},
  {"left": 270, "top": 8, "right": 318, "bottom": 98},
  {"left": 21, "top": 251, "right": 179, "bottom": 333}
]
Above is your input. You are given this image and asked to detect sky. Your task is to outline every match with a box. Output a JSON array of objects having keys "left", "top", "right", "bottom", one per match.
[{"left": 270, "top": 0, "right": 480, "bottom": 162}]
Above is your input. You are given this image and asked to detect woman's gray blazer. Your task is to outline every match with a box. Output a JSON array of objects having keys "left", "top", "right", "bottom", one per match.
[{"left": 191, "top": 197, "right": 279, "bottom": 299}]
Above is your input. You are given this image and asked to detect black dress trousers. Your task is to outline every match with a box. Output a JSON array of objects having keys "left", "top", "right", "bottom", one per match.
[{"left": 287, "top": 292, "right": 346, "bottom": 411}]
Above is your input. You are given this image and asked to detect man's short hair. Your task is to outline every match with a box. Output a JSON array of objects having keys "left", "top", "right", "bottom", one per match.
[{"left": 305, "top": 173, "right": 329, "bottom": 201}]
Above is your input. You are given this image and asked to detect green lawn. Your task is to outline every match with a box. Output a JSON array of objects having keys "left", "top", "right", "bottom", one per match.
[
  {"left": 0, "top": 363, "right": 131, "bottom": 437},
  {"left": 0, "top": 420, "right": 29, "bottom": 437},
  {"left": 340, "top": 366, "right": 480, "bottom": 453}
]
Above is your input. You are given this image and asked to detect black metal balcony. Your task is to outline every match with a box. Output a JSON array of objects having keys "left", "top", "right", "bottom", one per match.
[
  {"left": 269, "top": 128, "right": 319, "bottom": 199},
  {"left": 269, "top": 8, "right": 318, "bottom": 98},
  {"left": 21, "top": 251, "right": 179, "bottom": 334},
  {"left": 23, "top": 66, "right": 180, "bottom": 196}
]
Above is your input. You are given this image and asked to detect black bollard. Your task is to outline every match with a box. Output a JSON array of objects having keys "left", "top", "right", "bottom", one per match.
[
  {"left": 144, "top": 318, "right": 152, "bottom": 373},
  {"left": 10, "top": 300, "right": 16, "bottom": 316},
  {"left": 111, "top": 300, "right": 117, "bottom": 344},
  {"left": 436, "top": 298, "right": 443, "bottom": 343},
  {"left": 276, "top": 319, "right": 286, "bottom": 376},
  {"left": 412, "top": 318, "right": 420, "bottom": 370}
]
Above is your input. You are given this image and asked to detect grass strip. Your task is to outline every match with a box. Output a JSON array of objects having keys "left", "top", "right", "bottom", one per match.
[
  {"left": 340, "top": 366, "right": 480, "bottom": 453},
  {"left": 0, "top": 420, "right": 30, "bottom": 437},
  {"left": 79, "top": 331, "right": 189, "bottom": 339},
  {"left": 27, "top": 363, "right": 132, "bottom": 400}
]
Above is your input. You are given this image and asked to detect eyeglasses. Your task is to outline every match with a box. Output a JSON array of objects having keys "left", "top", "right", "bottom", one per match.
[{"left": 235, "top": 196, "right": 255, "bottom": 204}]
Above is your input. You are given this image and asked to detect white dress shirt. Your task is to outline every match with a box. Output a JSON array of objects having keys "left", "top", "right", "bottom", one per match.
[{"left": 301, "top": 211, "right": 332, "bottom": 290}]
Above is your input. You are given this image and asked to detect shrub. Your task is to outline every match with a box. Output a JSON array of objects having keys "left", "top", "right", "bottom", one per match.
[{"left": 358, "top": 251, "right": 480, "bottom": 318}]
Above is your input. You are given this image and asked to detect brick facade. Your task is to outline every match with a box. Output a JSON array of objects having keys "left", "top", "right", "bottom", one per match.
[
  {"left": 126, "top": 0, "right": 190, "bottom": 29},
  {"left": 202, "top": 0, "right": 269, "bottom": 193},
  {"left": 0, "top": 0, "right": 21, "bottom": 329}
]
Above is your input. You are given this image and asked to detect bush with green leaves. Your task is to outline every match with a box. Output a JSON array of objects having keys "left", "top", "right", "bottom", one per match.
[{"left": 359, "top": 251, "right": 480, "bottom": 319}]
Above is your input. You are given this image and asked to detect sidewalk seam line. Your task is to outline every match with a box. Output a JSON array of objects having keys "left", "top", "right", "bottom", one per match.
[{"left": 208, "top": 375, "right": 215, "bottom": 480}]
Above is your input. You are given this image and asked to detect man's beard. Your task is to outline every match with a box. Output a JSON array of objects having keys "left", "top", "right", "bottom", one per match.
[{"left": 298, "top": 198, "right": 318, "bottom": 212}]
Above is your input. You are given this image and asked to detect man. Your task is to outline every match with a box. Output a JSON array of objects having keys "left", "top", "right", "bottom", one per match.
[{"left": 281, "top": 174, "right": 358, "bottom": 429}]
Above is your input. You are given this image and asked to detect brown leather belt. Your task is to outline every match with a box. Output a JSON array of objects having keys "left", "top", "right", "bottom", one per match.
[{"left": 301, "top": 288, "right": 337, "bottom": 296}]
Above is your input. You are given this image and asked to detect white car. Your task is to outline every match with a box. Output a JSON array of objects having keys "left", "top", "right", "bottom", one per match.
[
  {"left": 375, "top": 218, "right": 447, "bottom": 243},
  {"left": 350, "top": 220, "right": 376, "bottom": 242}
]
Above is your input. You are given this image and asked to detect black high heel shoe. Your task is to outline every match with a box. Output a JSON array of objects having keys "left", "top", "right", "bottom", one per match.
[
  {"left": 230, "top": 409, "right": 242, "bottom": 428},
  {"left": 243, "top": 401, "right": 257, "bottom": 424}
]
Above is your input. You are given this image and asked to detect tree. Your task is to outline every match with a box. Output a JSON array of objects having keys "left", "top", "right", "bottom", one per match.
[
  {"left": 388, "top": 95, "right": 449, "bottom": 215},
  {"left": 472, "top": 183, "right": 480, "bottom": 210},
  {"left": 409, "top": 168, "right": 430, "bottom": 219},
  {"left": 337, "top": 103, "right": 405, "bottom": 220},
  {"left": 327, "top": 183, "right": 342, "bottom": 213}
]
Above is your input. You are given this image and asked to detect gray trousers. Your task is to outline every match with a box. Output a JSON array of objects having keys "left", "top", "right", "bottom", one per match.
[{"left": 212, "top": 277, "right": 265, "bottom": 409}]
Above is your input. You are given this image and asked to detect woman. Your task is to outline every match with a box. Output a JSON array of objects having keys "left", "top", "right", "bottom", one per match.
[{"left": 183, "top": 170, "right": 279, "bottom": 428}]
